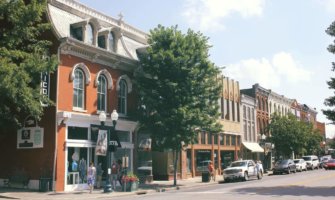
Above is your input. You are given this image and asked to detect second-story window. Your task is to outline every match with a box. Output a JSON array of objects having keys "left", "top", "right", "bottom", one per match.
[
  {"left": 97, "top": 75, "right": 107, "bottom": 112},
  {"left": 118, "top": 79, "right": 127, "bottom": 115},
  {"left": 73, "top": 69, "right": 85, "bottom": 109},
  {"left": 98, "top": 35, "right": 106, "bottom": 49},
  {"left": 70, "top": 26, "right": 83, "bottom": 41}
]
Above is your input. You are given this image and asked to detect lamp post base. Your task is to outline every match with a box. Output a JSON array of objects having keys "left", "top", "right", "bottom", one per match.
[{"left": 104, "top": 183, "right": 113, "bottom": 193}]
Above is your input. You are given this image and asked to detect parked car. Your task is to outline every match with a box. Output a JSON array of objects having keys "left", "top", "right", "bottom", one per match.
[
  {"left": 223, "top": 160, "right": 262, "bottom": 182},
  {"left": 320, "top": 155, "right": 332, "bottom": 168},
  {"left": 294, "top": 159, "right": 307, "bottom": 172},
  {"left": 324, "top": 159, "right": 335, "bottom": 170},
  {"left": 302, "top": 155, "right": 319, "bottom": 170},
  {"left": 273, "top": 159, "right": 296, "bottom": 174}
]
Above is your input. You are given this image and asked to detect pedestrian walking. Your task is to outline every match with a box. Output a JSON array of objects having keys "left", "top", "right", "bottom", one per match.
[
  {"left": 111, "top": 160, "right": 119, "bottom": 190},
  {"left": 208, "top": 161, "right": 215, "bottom": 181},
  {"left": 87, "top": 162, "right": 96, "bottom": 193}
]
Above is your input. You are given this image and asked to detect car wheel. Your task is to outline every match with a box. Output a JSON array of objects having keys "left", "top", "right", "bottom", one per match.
[
  {"left": 311, "top": 165, "right": 314, "bottom": 170},
  {"left": 287, "top": 168, "right": 291, "bottom": 174},
  {"left": 293, "top": 168, "right": 296, "bottom": 173},
  {"left": 244, "top": 172, "right": 249, "bottom": 181}
]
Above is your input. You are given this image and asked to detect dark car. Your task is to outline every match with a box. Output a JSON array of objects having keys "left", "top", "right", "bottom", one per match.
[
  {"left": 324, "top": 159, "right": 335, "bottom": 170},
  {"left": 273, "top": 159, "right": 296, "bottom": 175}
]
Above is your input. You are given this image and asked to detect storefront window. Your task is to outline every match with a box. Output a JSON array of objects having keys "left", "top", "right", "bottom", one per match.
[
  {"left": 214, "top": 134, "right": 218, "bottom": 145},
  {"left": 67, "top": 147, "right": 89, "bottom": 185},
  {"left": 195, "top": 150, "right": 211, "bottom": 172}
]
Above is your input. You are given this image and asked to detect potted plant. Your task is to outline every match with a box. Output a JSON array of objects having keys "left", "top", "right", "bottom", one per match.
[{"left": 122, "top": 172, "right": 139, "bottom": 192}]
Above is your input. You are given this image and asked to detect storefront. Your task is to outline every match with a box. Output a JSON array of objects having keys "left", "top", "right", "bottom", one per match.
[{"left": 58, "top": 112, "right": 137, "bottom": 191}]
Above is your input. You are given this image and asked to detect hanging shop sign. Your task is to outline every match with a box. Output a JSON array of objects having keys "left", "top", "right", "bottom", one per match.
[
  {"left": 40, "top": 72, "right": 50, "bottom": 107},
  {"left": 95, "top": 129, "right": 108, "bottom": 156},
  {"left": 17, "top": 127, "right": 44, "bottom": 149}
]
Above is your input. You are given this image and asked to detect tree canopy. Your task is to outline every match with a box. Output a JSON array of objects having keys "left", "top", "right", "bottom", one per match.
[
  {"left": 268, "top": 113, "right": 323, "bottom": 158},
  {"left": 135, "top": 25, "right": 223, "bottom": 150},
  {"left": 323, "top": 21, "right": 335, "bottom": 122},
  {"left": 0, "top": 0, "right": 57, "bottom": 129}
]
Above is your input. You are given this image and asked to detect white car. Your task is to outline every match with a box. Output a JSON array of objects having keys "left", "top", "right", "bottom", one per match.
[
  {"left": 294, "top": 159, "right": 307, "bottom": 172},
  {"left": 302, "top": 155, "right": 319, "bottom": 170},
  {"left": 223, "top": 160, "right": 262, "bottom": 182}
]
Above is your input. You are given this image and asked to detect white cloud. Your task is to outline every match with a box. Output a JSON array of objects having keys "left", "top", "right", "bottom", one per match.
[
  {"left": 225, "top": 52, "right": 312, "bottom": 89},
  {"left": 182, "top": 0, "right": 265, "bottom": 32}
]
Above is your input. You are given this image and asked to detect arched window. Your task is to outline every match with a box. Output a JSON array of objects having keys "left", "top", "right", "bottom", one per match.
[
  {"left": 86, "top": 23, "right": 94, "bottom": 45},
  {"left": 73, "top": 69, "right": 85, "bottom": 109},
  {"left": 109, "top": 32, "right": 115, "bottom": 52},
  {"left": 97, "top": 75, "right": 107, "bottom": 112},
  {"left": 118, "top": 79, "right": 127, "bottom": 114}
]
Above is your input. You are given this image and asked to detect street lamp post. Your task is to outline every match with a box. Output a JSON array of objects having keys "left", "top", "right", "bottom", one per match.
[
  {"left": 101, "top": 110, "right": 119, "bottom": 193},
  {"left": 260, "top": 134, "right": 267, "bottom": 173},
  {"left": 99, "top": 112, "right": 112, "bottom": 193}
]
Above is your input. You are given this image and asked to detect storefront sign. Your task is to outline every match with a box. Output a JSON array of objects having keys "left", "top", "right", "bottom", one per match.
[
  {"left": 17, "top": 127, "right": 44, "bottom": 149},
  {"left": 40, "top": 72, "right": 50, "bottom": 107}
]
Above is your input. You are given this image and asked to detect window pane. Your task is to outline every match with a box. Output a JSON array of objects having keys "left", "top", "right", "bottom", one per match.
[
  {"left": 70, "top": 26, "right": 83, "bottom": 41},
  {"left": 118, "top": 80, "right": 127, "bottom": 114},
  {"left": 97, "top": 76, "right": 106, "bottom": 111},
  {"left": 98, "top": 35, "right": 106, "bottom": 49}
]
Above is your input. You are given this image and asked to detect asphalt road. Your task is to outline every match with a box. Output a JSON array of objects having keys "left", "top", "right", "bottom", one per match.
[{"left": 115, "top": 169, "right": 335, "bottom": 200}]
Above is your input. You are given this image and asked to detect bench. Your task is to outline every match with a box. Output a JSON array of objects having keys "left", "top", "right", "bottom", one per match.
[{"left": 4, "top": 175, "right": 30, "bottom": 188}]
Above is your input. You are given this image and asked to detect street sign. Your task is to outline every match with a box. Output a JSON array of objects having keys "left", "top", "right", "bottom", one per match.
[{"left": 109, "top": 140, "right": 117, "bottom": 146}]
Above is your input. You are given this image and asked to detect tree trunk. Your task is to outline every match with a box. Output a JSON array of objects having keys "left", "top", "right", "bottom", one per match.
[{"left": 173, "top": 149, "right": 179, "bottom": 186}]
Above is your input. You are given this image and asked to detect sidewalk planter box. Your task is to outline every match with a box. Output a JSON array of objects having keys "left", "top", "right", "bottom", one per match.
[
  {"left": 124, "top": 181, "right": 139, "bottom": 192},
  {"left": 202, "top": 172, "right": 210, "bottom": 182}
]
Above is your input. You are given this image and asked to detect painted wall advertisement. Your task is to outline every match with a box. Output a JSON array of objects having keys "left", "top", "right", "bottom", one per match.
[{"left": 17, "top": 127, "right": 44, "bottom": 149}]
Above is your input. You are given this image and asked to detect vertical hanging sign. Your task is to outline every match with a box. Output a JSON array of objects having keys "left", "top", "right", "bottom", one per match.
[{"left": 40, "top": 72, "right": 50, "bottom": 107}]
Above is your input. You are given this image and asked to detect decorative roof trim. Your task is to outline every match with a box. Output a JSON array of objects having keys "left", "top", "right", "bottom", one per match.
[
  {"left": 70, "top": 63, "right": 91, "bottom": 85},
  {"left": 95, "top": 69, "right": 113, "bottom": 89},
  {"left": 116, "top": 74, "right": 132, "bottom": 93},
  {"left": 49, "top": 0, "right": 147, "bottom": 43}
]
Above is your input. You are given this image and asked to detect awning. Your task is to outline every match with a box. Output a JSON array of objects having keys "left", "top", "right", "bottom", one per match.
[{"left": 242, "top": 142, "right": 264, "bottom": 153}]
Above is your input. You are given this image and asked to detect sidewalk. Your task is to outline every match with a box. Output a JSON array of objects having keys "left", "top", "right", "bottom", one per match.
[
  {"left": 0, "top": 176, "right": 219, "bottom": 200},
  {"left": 0, "top": 172, "right": 272, "bottom": 200}
]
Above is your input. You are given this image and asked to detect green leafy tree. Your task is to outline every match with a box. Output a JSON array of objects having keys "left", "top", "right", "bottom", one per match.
[
  {"left": 268, "top": 113, "right": 322, "bottom": 158},
  {"left": 135, "top": 25, "right": 222, "bottom": 185},
  {"left": 0, "top": 0, "right": 57, "bottom": 130},
  {"left": 323, "top": 21, "right": 335, "bottom": 122}
]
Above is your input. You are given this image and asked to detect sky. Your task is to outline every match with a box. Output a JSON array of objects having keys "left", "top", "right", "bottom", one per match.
[{"left": 78, "top": 0, "right": 335, "bottom": 138}]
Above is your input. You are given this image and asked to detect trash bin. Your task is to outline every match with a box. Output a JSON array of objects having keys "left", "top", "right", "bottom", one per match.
[
  {"left": 39, "top": 177, "right": 52, "bottom": 192},
  {"left": 202, "top": 171, "right": 210, "bottom": 182}
]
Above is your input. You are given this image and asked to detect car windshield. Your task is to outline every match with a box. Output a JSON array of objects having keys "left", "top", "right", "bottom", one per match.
[
  {"left": 294, "top": 160, "right": 300, "bottom": 164},
  {"left": 322, "top": 157, "right": 329, "bottom": 161},
  {"left": 328, "top": 159, "right": 335, "bottom": 163},
  {"left": 230, "top": 161, "right": 247, "bottom": 167},
  {"left": 302, "top": 157, "right": 311, "bottom": 161},
  {"left": 277, "top": 160, "right": 289, "bottom": 164}
]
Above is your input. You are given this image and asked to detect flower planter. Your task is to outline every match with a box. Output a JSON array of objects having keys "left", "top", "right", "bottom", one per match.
[{"left": 124, "top": 181, "right": 139, "bottom": 192}]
